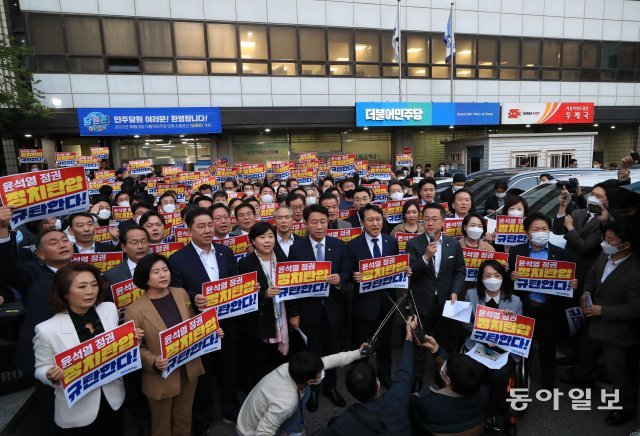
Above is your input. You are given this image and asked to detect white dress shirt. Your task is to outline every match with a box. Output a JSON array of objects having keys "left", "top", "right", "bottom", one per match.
[
  {"left": 277, "top": 233, "right": 295, "bottom": 257},
  {"left": 485, "top": 293, "right": 501, "bottom": 305},
  {"left": 127, "top": 259, "right": 137, "bottom": 276},
  {"left": 213, "top": 233, "right": 231, "bottom": 240},
  {"left": 191, "top": 241, "right": 220, "bottom": 281},
  {"left": 601, "top": 253, "right": 632, "bottom": 283},
  {"left": 310, "top": 237, "right": 326, "bottom": 260},
  {"left": 422, "top": 235, "right": 443, "bottom": 275},
  {"left": 75, "top": 242, "right": 96, "bottom": 254},
  {"left": 364, "top": 232, "right": 383, "bottom": 258}
]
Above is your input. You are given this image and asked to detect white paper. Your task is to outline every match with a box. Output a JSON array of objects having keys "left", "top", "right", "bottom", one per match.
[
  {"left": 565, "top": 307, "right": 585, "bottom": 336},
  {"left": 442, "top": 300, "right": 472, "bottom": 323},
  {"left": 549, "top": 232, "right": 567, "bottom": 249},
  {"left": 466, "top": 343, "right": 509, "bottom": 370},
  {"left": 485, "top": 218, "right": 497, "bottom": 235},
  {"left": 583, "top": 293, "right": 593, "bottom": 308}
]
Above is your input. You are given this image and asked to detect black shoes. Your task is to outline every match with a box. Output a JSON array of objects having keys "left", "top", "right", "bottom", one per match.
[
  {"left": 324, "top": 387, "right": 346, "bottom": 408},
  {"left": 306, "top": 389, "right": 319, "bottom": 412}
]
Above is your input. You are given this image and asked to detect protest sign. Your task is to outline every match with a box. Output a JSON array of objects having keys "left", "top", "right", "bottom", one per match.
[
  {"left": 330, "top": 154, "right": 356, "bottom": 175},
  {"left": 565, "top": 307, "right": 585, "bottom": 336},
  {"left": 149, "top": 242, "right": 185, "bottom": 258},
  {"left": 470, "top": 305, "right": 535, "bottom": 358},
  {"left": 126, "top": 159, "right": 153, "bottom": 175},
  {"left": 217, "top": 235, "right": 249, "bottom": 261},
  {"left": 462, "top": 249, "right": 509, "bottom": 282},
  {"left": 55, "top": 152, "right": 77, "bottom": 167},
  {"left": 495, "top": 215, "right": 527, "bottom": 246},
  {"left": 18, "top": 149, "right": 45, "bottom": 164},
  {"left": 326, "top": 227, "right": 362, "bottom": 244},
  {"left": 90, "top": 147, "right": 109, "bottom": 159},
  {"left": 514, "top": 256, "right": 576, "bottom": 298},
  {"left": 291, "top": 222, "right": 307, "bottom": 238},
  {"left": 0, "top": 167, "right": 89, "bottom": 229},
  {"left": 77, "top": 156, "right": 100, "bottom": 170},
  {"left": 396, "top": 232, "right": 419, "bottom": 254},
  {"left": 161, "top": 166, "right": 182, "bottom": 177},
  {"left": 111, "top": 279, "right": 144, "bottom": 310},
  {"left": 359, "top": 254, "right": 409, "bottom": 294},
  {"left": 93, "top": 226, "right": 113, "bottom": 243},
  {"left": 202, "top": 272, "right": 258, "bottom": 319},
  {"left": 274, "top": 261, "right": 331, "bottom": 302},
  {"left": 259, "top": 202, "right": 277, "bottom": 220},
  {"left": 369, "top": 164, "right": 392, "bottom": 181},
  {"left": 112, "top": 206, "right": 133, "bottom": 221},
  {"left": 242, "top": 163, "right": 266, "bottom": 180},
  {"left": 382, "top": 200, "right": 403, "bottom": 224},
  {"left": 355, "top": 160, "right": 368, "bottom": 178},
  {"left": 175, "top": 228, "right": 190, "bottom": 245},
  {"left": 159, "top": 309, "right": 221, "bottom": 379},
  {"left": 55, "top": 321, "right": 140, "bottom": 408},
  {"left": 395, "top": 154, "right": 413, "bottom": 168},
  {"left": 72, "top": 252, "right": 123, "bottom": 272},
  {"left": 93, "top": 170, "right": 115, "bottom": 181},
  {"left": 444, "top": 218, "right": 463, "bottom": 238}
]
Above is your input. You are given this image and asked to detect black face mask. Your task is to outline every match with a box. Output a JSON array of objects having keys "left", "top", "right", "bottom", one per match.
[{"left": 344, "top": 189, "right": 355, "bottom": 199}]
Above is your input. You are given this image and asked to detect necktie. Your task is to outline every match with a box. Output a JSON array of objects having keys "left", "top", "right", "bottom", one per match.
[
  {"left": 316, "top": 242, "right": 324, "bottom": 262},
  {"left": 371, "top": 238, "right": 381, "bottom": 258},
  {"left": 487, "top": 298, "right": 499, "bottom": 309}
]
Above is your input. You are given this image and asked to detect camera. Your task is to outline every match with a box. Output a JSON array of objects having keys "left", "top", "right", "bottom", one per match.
[{"left": 556, "top": 178, "right": 578, "bottom": 193}]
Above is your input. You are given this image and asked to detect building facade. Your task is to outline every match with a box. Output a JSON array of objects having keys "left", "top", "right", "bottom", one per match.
[{"left": 4, "top": 0, "right": 640, "bottom": 173}]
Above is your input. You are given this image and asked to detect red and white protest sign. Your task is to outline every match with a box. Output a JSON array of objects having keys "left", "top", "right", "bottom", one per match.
[{"left": 202, "top": 272, "right": 258, "bottom": 319}]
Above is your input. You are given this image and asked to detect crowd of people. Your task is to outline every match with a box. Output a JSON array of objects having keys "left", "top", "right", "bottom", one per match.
[{"left": 0, "top": 155, "right": 638, "bottom": 436}]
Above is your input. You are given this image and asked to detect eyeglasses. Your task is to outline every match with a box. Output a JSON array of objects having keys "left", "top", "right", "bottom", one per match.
[
  {"left": 212, "top": 216, "right": 230, "bottom": 222},
  {"left": 423, "top": 217, "right": 443, "bottom": 223}
]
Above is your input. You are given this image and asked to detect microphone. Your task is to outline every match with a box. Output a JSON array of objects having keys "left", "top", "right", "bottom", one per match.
[{"left": 427, "top": 233, "right": 435, "bottom": 243}]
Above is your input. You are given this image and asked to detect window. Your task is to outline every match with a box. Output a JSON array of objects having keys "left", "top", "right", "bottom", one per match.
[
  {"left": 174, "top": 22, "right": 205, "bottom": 58},
  {"left": 69, "top": 58, "right": 104, "bottom": 73},
  {"left": 144, "top": 60, "right": 174, "bottom": 74},
  {"left": 512, "top": 152, "right": 539, "bottom": 168},
  {"left": 30, "top": 14, "right": 65, "bottom": 55},
  {"left": 328, "top": 29, "right": 352, "bottom": 62},
  {"left": 139, "top": 21, "right": 173, "bottom": 58},
  {"left": 270, "top": 27, "right": 297, "bottom": 61},
  {"left": 542, "top": 40, "right": 561, "bottom": 68},
  {"left": 355, "top": 30, "right": 380, "bottom": 63},
  {"left": 356, "top": 64, "right": 379, "bottom": 77},
  {"left": 242, "top": 63, "right": 269, "bottom": 75},
  {"left": 600, "top": 42, "right": 618, "bottom": 69},
  {"left": 239, "top": 25, "right": 268, "bottom": 60},
  {"left": 500, "top": 37, "right": 519, "bottom": 79},
  {"left": 562, "top": 41, "right": 580, "bottom": 67},
  {"left": 272, "top": 62, "right": 296, "bottom": 76},
  {"left": 102, "top": 19, "right": 138, "bottom": 57},
  {"left": 405, "top": 33, "right": 427, "bottom": 64},
  {"left": 455, "top": 36, "right": 476, "bottom": 65},
  {"left": 299, "top": 28, "right": 326, "bottom": 61},
  {"left": 478, "top": 36, "right": 498, "bottom": 66},
  {"left": 177, "top": 60, "right": 207, "bottom": 74},
  {"left": 521, "top": 40, "right": 541, "bottom": 79},
  {"left": 210, "top": 62, "right": 237, "bottom": 74},
  {"left": 208, "top": 23, "right": 237, "bottom": 59},
  {"left": 431, "top": 33, "right": 448, "bottom": 79},
  {"left": 65, "top": 17, "right": 102, "bottom": 56},
  {"left": 581, "top": 41, "right": 599, "bottom": 68},
  {"left": 548, "top": 151, "right": 574, "bottom": 168},
  {"left": 381, "top": 31, "right": 399, "bottom": 64}
]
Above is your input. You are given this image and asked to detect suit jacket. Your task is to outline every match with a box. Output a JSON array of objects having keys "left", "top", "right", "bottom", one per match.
[
  {"left": 585, "top": 253, "right": 640, "bottom": 347},
  {"left": 346, "top": 212, "right": 390, "bottom": 234},
  {"left": 553, "top": 208, "right": 603, "bottom": 287},
  {"left": 0, "top": 241, "right": 56, "bottom": 376},
  {"left": 73, "top": 241, "right": 121, "bottom": 253},
  {"left": 124, "top": 287, "right": 204, "bottom": 400},
  {"left": 438, "top": 186, "right": 455, "bottom": 205},
  {"left": 33, "top": 302, "right": 125, "bottom": 428},
  {"left": 328, "top": 219, "right": 352, "bottom": 230},
  {"left": 406, "top": 234, "right": 466, "bottom": 315},
  {"left": 507, "top": 242, "right": 573, "bottom": 305},
  {"left": 103, "top": 260, "right": 132, "bottom": 286},
  {"left": 347, "top": 233, "right": 399, "bottom": 321},
  {"left": 274, "top": 234, "right": 298, "bottom": 260},
  {"left": 484, "top": 195, "right": 504, "bottom": 214},
  {"left": 169, "top": 242, "right": 237, "bottom": 301},
  {"left": 230, "top": 228, "right": 247, "bottom": 237},
  {"left": 237, "top": 251, "right": 287, "bottom": 340},
  {"left": 287, "top": 236, "right": 352, "bottom": 327}
]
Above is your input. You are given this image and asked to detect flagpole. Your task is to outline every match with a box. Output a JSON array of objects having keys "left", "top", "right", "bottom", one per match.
[
  {"left": 398, "top": 0, "right": 402, "bottom": 102},
  {"left": 450, "top": 2, "right": 455, "bottom": 103}
]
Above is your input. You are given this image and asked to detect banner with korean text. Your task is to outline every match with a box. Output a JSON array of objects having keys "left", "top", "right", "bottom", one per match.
[
  {"left": 217, "top": 235, "right": 249, "bottom": 262},
  {"left": 55, "top": 152, "right": 77, "bottom": 167},
  {"left": 18, "top": 149, "right": 45, "bottom": 164},
  {"left": 72, "top": 252, "right": 123, "bottom": 272},
  {"left": 470, "top": 306, "right": 535, "bottom": 358},
  {"left": 274, "top": 261, "right": 331, "bottom": 302},
  {"left": 326, "top": 227, "right": 362, "bottom": 244},
  {"left": 495, "top": 215, "right": 527, "bottom": 246},
  {"left": 514, "top": 256, "right": 576, "bottom": 298},
  {"left": 111, "top": 279, "right": 143, "bottom": 310},
  {"left": 359, "top": 254, "right": 409, "bottom": 294},
  {"left": 382, "top": 200, "right": 404, "bottom": 224},
  {"left": 55, "top": 321, "right": 141, "bottom": 408},
  {"left": 330, "top": 154, "right": 356, "bottom": 176},
  {"left": 202, "top": 272, "right": 258, "bottom": 319},
  {"left": 93, "top": 226, "right": 113, "bottom": 243},
  {"left": 396, "top": 232, "right": 419, "bottom": 254},
  {"left": 159, "top": 308, "right": 221, "bottom": 379},
  {"left": 444, "top": 218, "right": 463, "bottom": 238},
  {"left": 291, "top": 222, "right": 307, "bottom": 238},
  {"left": 463, "top": 249, "right": 509, "bottom": 282},
  {"left": 150, "top": 242, "right": 185, "bottom": 258},
  {"left": 0, "top": 166, "right": 89, "bottom": 229}
]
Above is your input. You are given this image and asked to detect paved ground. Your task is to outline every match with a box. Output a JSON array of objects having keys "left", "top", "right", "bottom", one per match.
[{"left": 3, "top": 323, "right": 638, "bottom": 435}]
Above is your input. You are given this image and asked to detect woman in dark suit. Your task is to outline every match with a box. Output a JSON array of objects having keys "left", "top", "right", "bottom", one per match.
[{"left": 237, "top": 222, "right": 289, "bottom": 386}]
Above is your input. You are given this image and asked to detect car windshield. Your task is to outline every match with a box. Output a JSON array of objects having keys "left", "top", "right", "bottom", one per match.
[{"left": 466, "top": 175, "right": 510, "bottom": 210}]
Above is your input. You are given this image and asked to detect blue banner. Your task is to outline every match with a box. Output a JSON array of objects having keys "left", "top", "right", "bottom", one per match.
[
  {"left": 78, "top": 107, "right": 222, "bottom": 136},
  {"left": 356, "top": 102, "right": 500, "bottom": 127}
]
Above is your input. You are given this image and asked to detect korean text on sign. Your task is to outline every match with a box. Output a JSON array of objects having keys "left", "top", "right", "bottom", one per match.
[
  {"left": 495, "top": 215, "right": 527, "bottom": 246},
  {"left": 359, "top": 254, "right": 409, "bottom": 294},
  {"left": 462, "top": 249, "right": 509, "bottom": 282},
  {"left": 382, "top": 200, "right": 404, "bottom": 224},
  {"left": 444, "top": 218, "right": 463, "bottom": 239},
  {"left": 0, "top": 166, "right": 89, "bottom": 229},
  {"left": 111, "top": 279, "right": 144, "bottom": 310},
  {"left": 202, "top": 272, "right": 258, "bottom": 319},
  {"left": 471, "top": 305, "right": 535, "bottom": 358},
  {"left": 274, "top": 261, "right": 332, "bottom": 302},
  {"left": 72, "top": 252, "right": 123, "bottom": 273},
  {"left": 326, "top": 227, "right": 362, "bottom": 244},
  {"left": 18, "top": 149, "right": 45, "bottom": 164},
  {"left": 150, "top": 242, "right": 185, "bottom": 258},
  {"left": 159, "top": 308, "right": 221, "bottom": 379},
  {"left": 396, "top": 232, "right": 419, "bottom": 254},
  {"left": 217, "top": 235, "right": 249, "bottom": 261},
  {"left": 514, "top": 255, "right": 576, "bottom": 298},
  {"left": 54, "top": 321, "right": 141, "bottom": 408}
]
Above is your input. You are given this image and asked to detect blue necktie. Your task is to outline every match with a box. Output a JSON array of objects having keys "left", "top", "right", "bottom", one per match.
[
  {"left": 316, "top": 242, "right": 324, "bottom": 261},
  {"left": 372, "top": 238, "right": 381, "bottom": 258}
]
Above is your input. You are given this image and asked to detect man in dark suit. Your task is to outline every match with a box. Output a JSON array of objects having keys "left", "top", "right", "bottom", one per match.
[
  {"left": 346, "top": 187, "right": 390, "bottom": 234},
  {"left": 484, "top": 180, "right": 508, "bottom": 215},
  {"left": 273, "top": 205, "right": 297, "bottom": 259},
  {"left": 436, "top": 163, "right": 451, "bottom": 177},
  {"left": 320, "top": 193, "right": 351, "bottom": 229},
  {"left": 68, "top": 212, "right": 121, "bottom": 253},
  {"left": 438, "top": 173, "right": 466, "bottom": 205},
  {"left": 0, "top": 206, "right": 74, "bottom": 436},
  {"left": 169, "top": 208, "right": 239, "bottom": 432},
  {"left": 563, "top": 219, "right": 640, "bottom": 426},
  {"left": 104, "top": 226, "right": 150, "bottom": 286},
  {"left": 508, "top": 212, "right": 577, "bottom": 389},
  {"left": 405, "top": 203, "right": 466, "bottom": 392},
  {"left": 287, "top": 204, "right": 352, "bottom": 411},
  {"left": 347, "top": 204, "right": 401, "bottom": 389}
]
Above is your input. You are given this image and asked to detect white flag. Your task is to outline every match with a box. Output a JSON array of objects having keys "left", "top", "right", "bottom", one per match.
[
  {"left": 392, "top": 10, "right": 400, "bottom": 63},
  {"left": 444, "top": 11, "right": 456, "bottom": 63}
]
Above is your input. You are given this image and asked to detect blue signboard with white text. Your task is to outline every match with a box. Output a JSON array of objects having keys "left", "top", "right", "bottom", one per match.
[
  {"left": 356, "top": 102, "right": 500, "bottom": 127},
  {"left": 77, "top": 107, "right": 222, "bottom": 136}
]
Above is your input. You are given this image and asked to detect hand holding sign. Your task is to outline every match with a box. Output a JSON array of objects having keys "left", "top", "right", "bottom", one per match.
[
  {"left": 154, "top": 356, "right": 169, "bottom": 371},
  {"left": 266, "top": 286, "right": 281, "bottom": 298},
  {"left": 326, "top": 274, "right": 341, "bottom": 285},
  {"left": 46, "top": 365, "right": 64, "bottom": 384}
]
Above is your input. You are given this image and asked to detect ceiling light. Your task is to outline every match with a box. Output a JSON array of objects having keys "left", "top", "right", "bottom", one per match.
[
  {"left": 558, "top": 126, "right": 563, "bottom": 131},
  {"left": 458, "top": 70, "right": 471, "bottom": 75},
  {"left": 51, "top": 97, "right": 62, "bottom": 107},
  {"left": 133, "top": 135, "right": 139, "bottom": 138},
  {"left": 593, "top": 123, "right": 599, "bottom": 127},
  {"left": 179, "top": 134, "right": 185, "bottom": 138},
  {"left": 335, "top": 57, "right": 349, "bottom": 62},
  {"left": 525, "top": 124, "right": 531, "bottom": 128},
  {"left": 407, "top": 48, "right": 423, "bottom": 53},
  {"left": 449, "top": 125, "right": 454, "bottom": 129},
  {"left": 458, "top": 50, "right": 471, "bottom": 55},
  {"left": 610, "top": 125, "right": 616, "bottom": 129},
  {"left": 240, "top": 41, "right": 256, "bottom": 48},
  {"left": 24, "top": 133, "right": 32, "bottom": 138},
  {"left": 355, "top": 44, "right": 369, "bottom": 51},
  {"left": 525, "top": 64, "right": 534, "bottom": 67},
  {"left": 155, "top": 156, "right": 171, "bottom": 159},
  {"left": 247, "top": 31, "right": 253, "bottom": 37},
  {"left": 363, "top": 127, "right": 369, "bottom": 131},
  {"left": 480, "top": 62, "right": 493, "bottom": 66},
  {"left": 415, "top": 69, "right": 426, "bottom": 74},
  {"left": 264, "top": 128, "right": 271, "bottom": 132}
]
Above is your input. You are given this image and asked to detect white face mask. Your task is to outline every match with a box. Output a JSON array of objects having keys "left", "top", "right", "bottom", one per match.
[
  {"left": 398, "top": 176, "right": 405, "bottom": 180},
  {"left": 310, "top": 369, "right": 325, "bottom": 386},
  {"left": 495, "top": 192, "right": 506, "bottom": 199},
  {"left": 508, "top": 209, "right": 525, "bottom": 218},
  {"left": 97, "top": 209, "right": 111, "bottom": 220},
  {"left": 529, "top": 231, "right": 550, "bottom": 246},
  {"left": 587, "top": 195, "right": 602, "bottom": 206},
  {"left": 466, "top": 226, "right": 484, "bottom": 240},
  {"left": 261, "top": 194, "right": 274, "bottom": 204},
  {"left": 601, "top": 240, "right": 624, "bottom": 255},
  {"left": 162, "top": 203, "right": 177, "bottom": 214},
  {"left": 225, "top": 190, "right": 235, "bottom": 196},
  {"left": 483, "top": 277, "right": 503, "bottom": 292},
  {"left": 390, "top": 192, "right": 404, "bottom": 201},
  {"left": 54, "top": 219, "right": 62, "bottom": 230},
  {"left": 306, "top": 196, "right": 317, "bottom": 206},
  {"left": 118, "top": 201, "right": 130, "bottom": 207},
  {"left": 30, "top": 167, "right": 39, "bottom": 172},
  {"left": 439, "top": 166, "right": 445, "bottom": 172}
]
